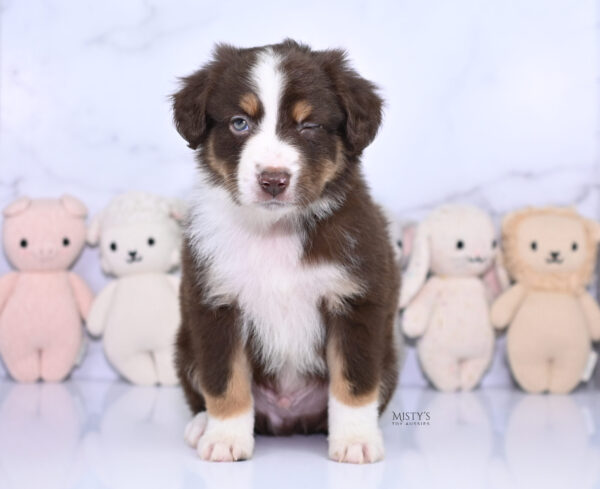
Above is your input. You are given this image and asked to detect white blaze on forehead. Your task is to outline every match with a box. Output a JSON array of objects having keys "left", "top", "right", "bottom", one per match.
[
  {"left": 251, "top": 49, "right": 284, "bottom": 138},
  {"left": 237, "top": 48, "right": 301, "bottom": 208}
]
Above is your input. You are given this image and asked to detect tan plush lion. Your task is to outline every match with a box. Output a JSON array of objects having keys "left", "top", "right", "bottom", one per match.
[{"left": 491, "top": 207, "right": 600, "bottom": 393}]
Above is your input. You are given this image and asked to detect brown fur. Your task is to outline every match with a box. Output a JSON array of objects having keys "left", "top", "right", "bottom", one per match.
[{"left": 173, "top": 39, "right": 398, "bottom": 435}]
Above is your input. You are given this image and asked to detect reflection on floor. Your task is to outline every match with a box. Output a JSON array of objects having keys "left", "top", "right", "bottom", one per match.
[{"left": 0, "top": 380, "right": 598, "bottom": 489}]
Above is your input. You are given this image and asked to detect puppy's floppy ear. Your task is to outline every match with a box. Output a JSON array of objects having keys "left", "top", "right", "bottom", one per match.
[
  {"left": 316, "top": 49, "right": 383, "bottom": 156},
  {"left": 172, "top": 68, "right": 211, "bottom": 150},
  {"left": 399, "top": 219, "right": 432, "bottom": 308}
]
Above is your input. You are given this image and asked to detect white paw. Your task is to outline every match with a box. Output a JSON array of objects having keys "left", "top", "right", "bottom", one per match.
[
  {"left": 328, "top": 396, "right": 384, "bottom": 464},
  {"left": 184, "top": 412, "right": 208, "bottom": 448},
  {"left": 196, "top": 411, "right": 255, "bottom": 462},
  {"left": 329, "top": 430, "right": 385, "bottom": 464}
]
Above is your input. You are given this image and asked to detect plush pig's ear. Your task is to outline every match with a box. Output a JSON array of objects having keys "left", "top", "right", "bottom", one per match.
[
  {"left": 87, "top": 213, "right": 103, "bottom": 246},
  {"left": 3, "top": 196, "right": 32, "bottom": 217},
  {"left": 60, "top": 194, "right": 87, "bottom": 218},
  {"left": 399, "top": 219, "right": 432, "bottom": 308}
]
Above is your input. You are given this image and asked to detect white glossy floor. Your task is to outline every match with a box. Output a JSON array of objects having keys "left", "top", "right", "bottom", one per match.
[{"left": 0, "top": 380, "right": 598, "bottom": 489}]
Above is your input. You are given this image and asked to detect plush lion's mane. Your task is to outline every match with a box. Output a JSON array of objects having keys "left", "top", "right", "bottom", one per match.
[{"left": 502, "top": 207, "right": 598, "bottom": 294}]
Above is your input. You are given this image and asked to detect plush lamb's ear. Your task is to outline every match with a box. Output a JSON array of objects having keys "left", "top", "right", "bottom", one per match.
[
  {"left": 315, "top": 48, "right": 383, "bottom": 156},
  {"left": 169, "top": 198, "right": 188, "bottom": 223},
  {"left": 3, "top": 196, "right": 31, "bottom": 217},
  {"left": 170, "top": 247, "right": 181, "bottom": 270},
  {"left": 87, "top": 213, "right": 103, "bottom": 246},
  {"left": 60, "top": 194, "right": 87, "bottom": 218},
  {"left": 399, "top": 220, "right": 431, "bottom": 308}
]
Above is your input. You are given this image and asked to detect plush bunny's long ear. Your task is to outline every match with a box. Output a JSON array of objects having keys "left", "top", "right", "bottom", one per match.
[
  {"left": 400, "top": 222, "right": 417, "bottom": 267},
  {"left": 87, "top": 213, "right": 103, "bottom": 246},
  {"left": 399, "top": 220, "right": 431, "bottom": 308},
  {"left": 3, "top": 196, "right": 31, "bottom": 217}
]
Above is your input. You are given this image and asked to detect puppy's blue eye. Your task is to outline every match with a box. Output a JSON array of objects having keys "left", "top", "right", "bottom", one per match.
[{"left": 230, "top": 117, "right": 249, "bottom": 133}]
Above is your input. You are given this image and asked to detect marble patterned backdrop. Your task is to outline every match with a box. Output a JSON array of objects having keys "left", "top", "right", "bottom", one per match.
[{"left": 0, "top": 0, "right": 598, "bottom": 385}]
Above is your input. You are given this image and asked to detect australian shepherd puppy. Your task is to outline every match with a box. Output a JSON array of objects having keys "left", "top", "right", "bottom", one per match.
[{"left": 172, "top": 40, "right": 400, "bottom": 464}]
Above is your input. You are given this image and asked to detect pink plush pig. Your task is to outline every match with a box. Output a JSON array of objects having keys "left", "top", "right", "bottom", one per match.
[{"left": 0, "top": 195, "right": 94, "bottom": 382}]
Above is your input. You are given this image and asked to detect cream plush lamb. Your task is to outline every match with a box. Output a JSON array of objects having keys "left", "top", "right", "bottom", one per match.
[
  {"left": 399, "top": 204, "right": 508, "bottom": 391},
  {"left": 86, "top": 192, "right": 185, "bottom": 386}
]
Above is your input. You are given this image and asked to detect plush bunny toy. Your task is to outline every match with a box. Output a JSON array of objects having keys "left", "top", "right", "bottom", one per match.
[
  {"left": 86, "top": 192, "right": 184, "bottom": 386},
  {"left": 399, "top": 204, "right": 507, "bottom": 391},
  {"left": 0, "top": 195, "right": 93, "bottom": 382}
]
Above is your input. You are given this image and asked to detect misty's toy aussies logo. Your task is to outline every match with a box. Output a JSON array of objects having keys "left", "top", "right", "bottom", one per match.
[{"left": 392, "top": 411, "right": 431, "bottom": 426}]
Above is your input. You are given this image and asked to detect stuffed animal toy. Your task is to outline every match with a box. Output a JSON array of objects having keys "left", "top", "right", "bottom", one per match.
[
  {"left": 0, "top": 195, "right": 93, "bottom": 382},
  {"left": 86, "top": 192, "right": 184, "bottom": 386},
  {"left": 385, "top": 212, "right": 417, "bottom": 270},
  {"left": 399, "top": 204, "right": 506, "bottom": 391},
  {"left": 490, "top": 207, "right": 600, "bottom": 393}
]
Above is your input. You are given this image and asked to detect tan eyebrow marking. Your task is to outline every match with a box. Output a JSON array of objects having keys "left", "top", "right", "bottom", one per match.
[
  {"left": 239, "top": 92, "right": 260, "bottom": 117},
  {"left": 292, "top": 100, "right": 313, "bottom": 122}
]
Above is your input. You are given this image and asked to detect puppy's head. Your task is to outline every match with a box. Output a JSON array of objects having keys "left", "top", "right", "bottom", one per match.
[{"left": 173, "top": 40, "right": 382, "bottom": 215}]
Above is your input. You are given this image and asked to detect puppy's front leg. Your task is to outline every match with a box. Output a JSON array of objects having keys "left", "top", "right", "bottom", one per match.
[
  {"left": 187, "top": 306, "right": 254, "bottom": 462},
  {"left": 327, "top": 307, "right": 385, "bottom": 464}
]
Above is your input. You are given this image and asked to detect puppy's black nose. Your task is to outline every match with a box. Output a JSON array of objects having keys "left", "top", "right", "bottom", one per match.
[
  {"left": 128, "top": 250, "right": 138, "bottom": 258},
  {"left": 258, "top": 170, "right": 290, "bottom": 197},
  {"left": 550, "top": 251, "right": 560, "bottom": 259}
]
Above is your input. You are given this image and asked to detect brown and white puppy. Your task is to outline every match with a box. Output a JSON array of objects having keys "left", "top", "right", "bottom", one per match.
[{"left": 172, "top": 40, "right": 400, "bottom": 464}]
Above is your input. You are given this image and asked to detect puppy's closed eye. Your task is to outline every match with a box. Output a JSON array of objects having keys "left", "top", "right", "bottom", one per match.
[{"left": 299, "top": 121, "right": 323, "bottom": 134}]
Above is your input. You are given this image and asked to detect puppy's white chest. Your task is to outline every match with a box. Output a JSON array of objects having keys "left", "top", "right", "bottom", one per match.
[
  {"left": 190, "top": 203, "right": 358, "bottom": 376},
  {"left": 217, "top": 230, "right": 356, "bottom": 374}
]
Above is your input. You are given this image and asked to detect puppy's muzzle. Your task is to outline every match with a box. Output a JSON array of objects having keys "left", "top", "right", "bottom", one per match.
[{"left": 258, "top": 170, "right": 290, "bottom": 198}]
